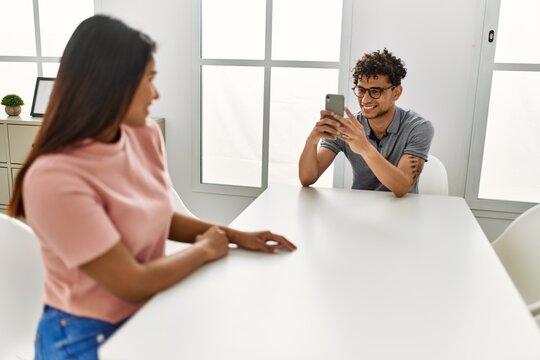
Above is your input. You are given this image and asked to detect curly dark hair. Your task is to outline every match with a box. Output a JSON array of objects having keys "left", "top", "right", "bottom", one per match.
[{"left": 352, "top": 48, "right": 407, "bottom": 87}]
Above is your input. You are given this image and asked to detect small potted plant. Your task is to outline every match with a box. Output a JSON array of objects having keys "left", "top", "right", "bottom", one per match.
[{"left": 1, "top": 94, "right": 25, "bottom": 116}]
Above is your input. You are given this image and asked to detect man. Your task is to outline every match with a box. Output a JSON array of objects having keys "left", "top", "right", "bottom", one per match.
[{"left": 299, "top": 48, "right": 434, "bottom": 197}]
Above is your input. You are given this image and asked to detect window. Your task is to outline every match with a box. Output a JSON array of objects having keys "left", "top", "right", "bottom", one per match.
[
  {"left": 194, "top": 0, "right": 351, "bottom": 196},
  {"left": 0, "top": 0, "right": 94, "bottom": 110},
  {"left": 466, "top": 0, "right": 540, "bottom": 214}
]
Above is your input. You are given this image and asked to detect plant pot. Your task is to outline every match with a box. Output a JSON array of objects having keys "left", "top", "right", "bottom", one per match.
[{"left": 5, "top": 106, "right": 21, "bottom": 116}]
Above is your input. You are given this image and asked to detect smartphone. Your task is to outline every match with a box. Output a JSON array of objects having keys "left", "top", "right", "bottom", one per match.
[
  {"left": 325, "top": 94, "right": 344, "bottom": 116},
  {"left": 325, "top": 94, "right": 345, "bottom": 138}
]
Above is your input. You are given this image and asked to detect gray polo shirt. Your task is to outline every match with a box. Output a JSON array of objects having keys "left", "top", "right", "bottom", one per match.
[{"left": 320, "top": 106, "right": 434, "bottom": 193}]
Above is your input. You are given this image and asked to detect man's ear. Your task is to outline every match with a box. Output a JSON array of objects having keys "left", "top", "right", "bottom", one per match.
[{"left": 393, "top": 85, "right": 403, "bottom": 100}]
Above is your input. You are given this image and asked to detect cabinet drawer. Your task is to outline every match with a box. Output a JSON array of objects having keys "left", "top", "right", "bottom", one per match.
[
  {"left": 0, "top": 166, "right": 9, "bottom": 205},
  {"left": 0, "top": 124, "right": 7, "bottom": 163},
  {"left": 7, "top": 124, "right": 40, "bottom": 164}
]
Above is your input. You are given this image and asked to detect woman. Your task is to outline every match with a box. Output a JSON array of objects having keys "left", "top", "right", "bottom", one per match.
[{"left": 8, "top": 15, "right": 295, "bottom": 359}]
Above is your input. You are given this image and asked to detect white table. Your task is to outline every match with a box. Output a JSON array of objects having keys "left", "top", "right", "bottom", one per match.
[{"left": 100, "top": 186, "right": 540, "bottom": 359}]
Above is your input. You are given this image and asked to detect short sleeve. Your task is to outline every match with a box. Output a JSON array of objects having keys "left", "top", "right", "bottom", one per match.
[
  {"left": 403, "top": 120, "right": 434, "bottom": 161},
  {"left": 23, "top": 163, "right": 121, "bottom": 269},
  {"left": 320, "top": 138, "right": 344, "bottom": 155}
]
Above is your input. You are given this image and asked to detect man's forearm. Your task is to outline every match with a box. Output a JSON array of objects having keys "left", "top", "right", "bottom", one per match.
[
  {"left": 361, "top": 147, "right": 412, "bottom": 197},
  {"left": 298, "top": 141, "right": 320, "bottom": 186}
]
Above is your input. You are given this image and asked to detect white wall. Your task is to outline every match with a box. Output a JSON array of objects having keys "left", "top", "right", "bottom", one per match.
[
  {"left": 100, "top": 0, "right": 257, "bottom": 225},
  {"left": 100, "top": 0, "right": 506, "bottom": 240},
  {"left": 348, "top": 0, "right": 486, "bottom": 197}
]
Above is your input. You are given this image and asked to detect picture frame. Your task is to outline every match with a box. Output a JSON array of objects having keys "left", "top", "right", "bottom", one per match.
[{"left": 30, "top": 77, "right": 55, "bottom": 117}]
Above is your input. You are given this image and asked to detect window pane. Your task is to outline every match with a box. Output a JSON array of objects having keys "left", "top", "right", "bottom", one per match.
[
  {"left": 272, "top": 0, "right": 343, "bottom": 61},
  {"left": 0, "top": 0, "right": 36, "bottom": 56},
  {"left": 202, "top": 65, "right": 264, "bottom": 187},
  {"left": 38, "top": 0, "right": 93, "bottom": 57},
  {"left": 202, "top": 0, "right": 265, "bottom": 60},
  {"left": 269, "top": 68, "right": 338, "bottom": 187},
  {"left": 42, "top": 62, "right": 60, "bottom": 77},
  {"left": 479, "top": 71, "right": 540, "bottom": 202},
  {"left": 0, "top": 62, "right": 38, "bottom": 114},
  {"left": 495, "top": 0, "right": 540, "bottom": 64}
]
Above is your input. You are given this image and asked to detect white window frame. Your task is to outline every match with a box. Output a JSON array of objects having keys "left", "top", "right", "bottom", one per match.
[
  {"left": 466, "top": 0, "right": 539, "bottom": 220},
  {"left": 192, "top": 0, "right": 353, "bottom": 197},
  {"left": 0, "top": 1, "right": 100, "bottom": 78}
]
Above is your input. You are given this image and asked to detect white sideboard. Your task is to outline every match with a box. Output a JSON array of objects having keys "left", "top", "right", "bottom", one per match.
[{"left": 0, "top": 114, "right": 165, "bottom": 213}]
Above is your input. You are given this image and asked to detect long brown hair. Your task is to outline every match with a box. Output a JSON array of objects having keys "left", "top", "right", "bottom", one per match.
[{"left": 8, "top": 15, "right": 156, "bottom": 217}]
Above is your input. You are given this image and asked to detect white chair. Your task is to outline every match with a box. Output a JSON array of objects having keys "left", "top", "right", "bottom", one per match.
[
  {"left": 0, "top": 213, "right": 44, "bottom": 360},
  {"left": 492, "top": 203, "right": 540, "bottom": 326},
  {"left": 417, "top": 154, "right": 449, "bottom": 195},
  {"left": 166, "top": 187, "right": 197, "bottom": 255},
  {"left": 169, "top": 187, "right": 196, "bottom": 218}
]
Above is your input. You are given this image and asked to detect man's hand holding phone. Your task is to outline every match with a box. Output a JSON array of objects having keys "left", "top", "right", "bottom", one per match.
[
  {"left": 307, "top": 94, "right": 357, "bottom": 145},
  {"left": 332, "top": 107, "right": 373, "bottom": 156},
  {"left": 306, "top": 110, "right": 343, "bottom": 145}
]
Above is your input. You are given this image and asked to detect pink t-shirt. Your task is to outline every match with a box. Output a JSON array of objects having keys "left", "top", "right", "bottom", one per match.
[{"left": 23, "top": 120, "right": 173, "bottom": 323}]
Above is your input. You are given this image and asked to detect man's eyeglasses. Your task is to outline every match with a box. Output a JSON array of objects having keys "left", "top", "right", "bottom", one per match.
[{"left": 352, "top": 85, "right": 395, "bottom": 99}]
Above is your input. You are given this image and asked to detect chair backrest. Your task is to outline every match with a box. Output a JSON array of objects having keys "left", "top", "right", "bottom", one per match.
[
  {"left": 0, "top": 214, "right": 44, "bottom": 360},
  {"left": 492, "top": 203, "right": 540, "bottom": 306},
  {"left": 417, "top": 154, "right": 449, "bottom": 195},
  {"left": 170, "top": 187, "right": 197, "bottom": 218},
  {"left": 166, "top": 188, "right": 197, "bottom": 255}
]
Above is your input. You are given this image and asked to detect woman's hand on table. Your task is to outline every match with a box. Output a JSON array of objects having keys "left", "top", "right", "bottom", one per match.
[{"left": 226, "top": 229, "right": 297, "bottom": 253}]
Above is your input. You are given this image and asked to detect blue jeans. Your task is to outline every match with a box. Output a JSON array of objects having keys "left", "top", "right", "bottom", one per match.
[{"left": 34, "top": 305, "right": 128, "bottom": 360}]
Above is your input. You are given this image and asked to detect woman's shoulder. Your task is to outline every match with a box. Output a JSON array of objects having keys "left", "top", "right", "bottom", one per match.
[
  {"left": 29, "top": 152, "right": 71, "bottom": 174},
  {"left": 25, "top": 153, "right": 83, "bottom": 189}
]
